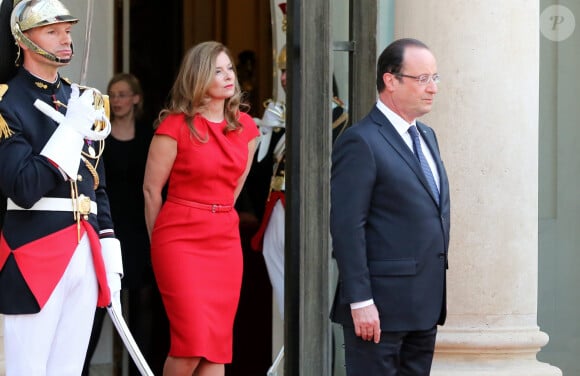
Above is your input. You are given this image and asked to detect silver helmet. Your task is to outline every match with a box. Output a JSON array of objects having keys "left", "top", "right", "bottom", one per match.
[{"left": 11, "top": 0, "right": 78, "bottom": 64}]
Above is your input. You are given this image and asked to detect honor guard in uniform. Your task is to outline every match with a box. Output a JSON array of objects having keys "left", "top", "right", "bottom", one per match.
[
  {"left": 251, "top": 44, "right": 288, "bottom": 319},
  {"left": 0, "top": 1, "right": 123, "bottom": 375},
  {"left": 251, "top": 43, "right": 350, "bottom": 320}
]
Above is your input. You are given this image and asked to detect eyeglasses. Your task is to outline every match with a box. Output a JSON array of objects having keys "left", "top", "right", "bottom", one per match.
[
  {"left": 394, "top": 73, "right": 440, "bottom": 85},
  {"left": 109, "top": 92, "right": 134, "bottom": 100}
]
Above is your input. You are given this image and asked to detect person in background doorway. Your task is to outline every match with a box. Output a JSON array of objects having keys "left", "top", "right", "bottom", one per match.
[
  {"left": 82, "top": 73, "right": 168, "bottom": 376},
  {"left": 250, "top": 44, "right": 288, "bottom": 320},
  {"left": 251, "top": 45, "right": 349, "bottom": 321},
  {"left": 143, "top": 41, "right": 259, "bottom": 376},
  {"left": 236, "top": 50, "right": 259, "bottom": 117},
  {"left": 105, "top": 73, "right": 169, "bottom": 375}
]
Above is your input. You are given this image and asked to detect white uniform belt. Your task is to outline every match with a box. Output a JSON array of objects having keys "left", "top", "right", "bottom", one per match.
[{"left": 6, "top": 197, "right": 98, "bottom": 215}]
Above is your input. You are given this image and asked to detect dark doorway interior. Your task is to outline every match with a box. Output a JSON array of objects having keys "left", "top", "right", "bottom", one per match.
[{"left": 127, "top": 0, "right": 184, "bottom": 123}]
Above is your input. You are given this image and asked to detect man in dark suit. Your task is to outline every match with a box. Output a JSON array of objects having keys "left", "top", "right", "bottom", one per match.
[{"left": 330, "top": 38, "right": 450, "bottom": 376}]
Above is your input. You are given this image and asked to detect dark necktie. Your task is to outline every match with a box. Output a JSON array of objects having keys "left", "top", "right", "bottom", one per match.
[{"left": 408, "top": 125, "right": 440, "bottom": 205}]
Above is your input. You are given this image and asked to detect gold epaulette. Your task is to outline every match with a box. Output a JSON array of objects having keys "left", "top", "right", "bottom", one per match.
[
  {"left": 102, "top": 93, "right": 110, "bottom": 120},
  {"left": 0, "top": 84, "right": 7, "bottom": 101},
  {"left": 0, "top": 114, "right": 14, "bottom": 140},
  {"left": 0, "top": 84, "right": 14, "bottom": 140},
  {"left": 270, "top": 175, "right": 285, "bottom": 192},
  {"left": 92, "top": 90, "right": 110, "bottom": 129}
]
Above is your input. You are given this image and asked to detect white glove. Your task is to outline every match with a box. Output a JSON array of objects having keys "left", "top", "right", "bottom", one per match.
[
  {"left": 35, "top": 84, "right": 111, "bottom": 141},
  {"left": 255, "top": 100, "right": 285, "bottom": 162},
  {"left": 63, "top": 84, "right": 100, "bottom": 135},
  {"left": 39, "top": 84, "right": 111, "bottom": 178},
  {"left": 258, "top": 100, "right": 285, "bottom": 129},
  {"left": 100, "top": 237, "right": 124, "bottom": 310},
  {"left": 107, "top": 271, "right": 122, "bottom": 311}
]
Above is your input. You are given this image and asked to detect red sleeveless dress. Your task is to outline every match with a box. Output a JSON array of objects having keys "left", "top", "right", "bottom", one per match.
[{"left": 151, "top": 112, "right": 258, "bottom": 362}]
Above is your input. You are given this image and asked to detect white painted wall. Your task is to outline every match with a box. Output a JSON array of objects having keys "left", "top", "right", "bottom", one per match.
[{"left": 60, "top": 0, "right": 115, "bottom": 93}]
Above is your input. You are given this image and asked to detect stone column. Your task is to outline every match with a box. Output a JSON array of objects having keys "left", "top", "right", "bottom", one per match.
[{"left": 392, "top": 1, "right": 561, "bottom": 375}]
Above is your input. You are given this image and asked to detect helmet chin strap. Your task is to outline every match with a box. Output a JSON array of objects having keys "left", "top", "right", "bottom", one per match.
[{"left": 12, "top": 24, "right": 73, "bottom": 64}]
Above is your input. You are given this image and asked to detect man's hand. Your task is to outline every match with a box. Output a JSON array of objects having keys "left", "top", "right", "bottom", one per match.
[
  {"left": 351, "top": 304, "right": 381, "bottom": 343},
  {"left": 34, "top": 84, "right": 111, "bottom": 141}
]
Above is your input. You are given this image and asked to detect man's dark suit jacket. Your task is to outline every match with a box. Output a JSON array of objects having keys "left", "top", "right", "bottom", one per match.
[{"left": 330, "top": 105, "right": 450, "bottom": 332}]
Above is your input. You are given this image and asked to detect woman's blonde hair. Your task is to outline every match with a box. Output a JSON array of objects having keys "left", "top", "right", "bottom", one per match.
[{"left": 158, "top": 41, "right": 246, "bottom": 141}]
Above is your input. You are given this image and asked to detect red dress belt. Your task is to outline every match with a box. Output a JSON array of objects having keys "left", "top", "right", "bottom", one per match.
[{"left": 167, "top": 195, "right": 233, "bottom": 213}]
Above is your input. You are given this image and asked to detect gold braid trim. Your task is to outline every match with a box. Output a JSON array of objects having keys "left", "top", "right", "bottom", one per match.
[
  {"left": 0, "top": 85, "right": 14, "bottom": 140},
  {"left": 0, "top": 84, "right": 7, "bottom": 100},
  {"left": 0, "top": 114, "right": 14, "bottom": 140},
  {"left": 81, "top": 139, "right": 105, "bottom": 161},
  {"left": 81, "top": 156, "right": 100, "bottom": 190},
  {"left": 332, "top": 112, "right": 349, "bottom": 130}
]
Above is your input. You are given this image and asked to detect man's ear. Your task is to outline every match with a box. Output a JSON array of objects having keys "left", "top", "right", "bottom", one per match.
[{"left": 383, "top": 72, "right": 396, "bottom": 92}]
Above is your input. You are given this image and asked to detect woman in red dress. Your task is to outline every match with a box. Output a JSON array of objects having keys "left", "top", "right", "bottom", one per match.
[{"left": 143, "top": 41, "right": 259, "bottom": 376}]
